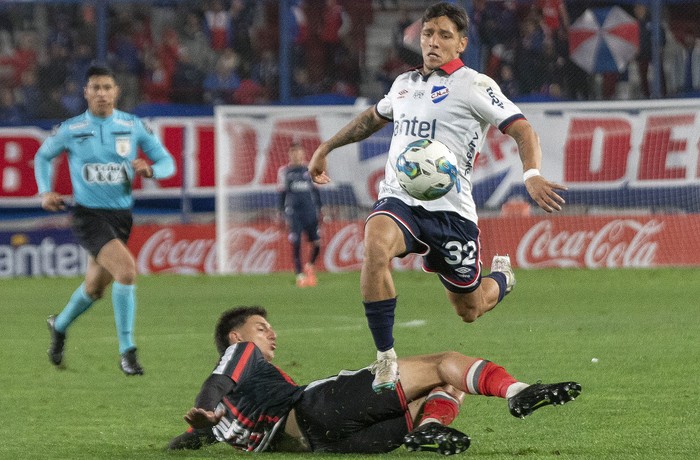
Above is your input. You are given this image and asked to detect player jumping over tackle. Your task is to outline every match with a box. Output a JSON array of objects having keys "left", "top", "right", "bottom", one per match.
[{"left": 308, "top": 2, "right": 568, "bottom": 393}]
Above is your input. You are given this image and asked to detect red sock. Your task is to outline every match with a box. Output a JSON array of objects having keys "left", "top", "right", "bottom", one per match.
[
  {"left": 419, "top": 389, "right": 460, "bottom": 426},
  {"left": 464, "top": 360, "right": 517, "bottom": 398}
]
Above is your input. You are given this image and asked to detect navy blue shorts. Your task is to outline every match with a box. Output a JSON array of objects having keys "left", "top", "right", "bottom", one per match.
[
  {"left": 368, "top": 197, "right": 483, "bottom": 293},
  {"left": 286, "top": 211, "right": 320, "bottom": 244},
  {"left": 295, "top": 368, "right": 411, "bottom": 453},
  {"left": 71, "top": 205, "right": 132, "bottom": 258}
]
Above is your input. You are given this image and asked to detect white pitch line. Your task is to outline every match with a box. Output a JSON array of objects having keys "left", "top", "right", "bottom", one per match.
[
  {"left": 280, "top": 319, "right": 427, "bottom": 334},
  {"left": 94, "top": 320, "right": 429, "bottom": 342}
]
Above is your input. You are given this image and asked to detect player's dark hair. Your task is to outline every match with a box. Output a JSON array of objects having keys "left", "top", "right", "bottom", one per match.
[
  {"left": 214, "top": 306, "right": 268, "bottom": 355},
  {"left": 422, "top": 2, "right": 470, "bottom": 36},
  {"left": 86, "top": 64, "right": 116, "bottom": 81}
]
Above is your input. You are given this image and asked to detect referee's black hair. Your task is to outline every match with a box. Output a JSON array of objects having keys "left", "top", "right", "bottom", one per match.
[
  {"left": 215, "top": 306, "right": 268, "bottom": 355},
  {"left": 422, "top": 2, "right": 470, "bottom": 36},
  {"left": 86, "top": 64, "right": 116, "bottom": 81}
]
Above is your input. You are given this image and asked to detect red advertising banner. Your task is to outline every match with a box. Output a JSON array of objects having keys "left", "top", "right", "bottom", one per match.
[{"left": 127, "top": 213, "right": 700, "bottom": 275}]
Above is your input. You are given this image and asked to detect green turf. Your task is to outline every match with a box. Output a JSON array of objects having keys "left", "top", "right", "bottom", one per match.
[{"left": 1, "top": 268, "right": 698, "bottom": 459}]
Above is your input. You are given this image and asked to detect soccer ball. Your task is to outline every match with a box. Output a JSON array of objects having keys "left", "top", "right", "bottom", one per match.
[{"left": 395, "top": 139, "right": 460, "bottom": 201}]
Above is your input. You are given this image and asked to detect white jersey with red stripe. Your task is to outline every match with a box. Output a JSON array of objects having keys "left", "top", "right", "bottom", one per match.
[{"left": 375, "top": 58, "right": 525, "bottom": 224}]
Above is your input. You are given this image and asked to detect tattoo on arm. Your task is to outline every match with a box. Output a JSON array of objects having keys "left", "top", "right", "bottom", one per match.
[{"left": 327, "top": 108, "right": 386, "bottom": 150}]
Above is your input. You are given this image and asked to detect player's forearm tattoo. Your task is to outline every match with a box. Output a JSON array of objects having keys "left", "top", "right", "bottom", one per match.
[{"left": 327, "top": 109, "right": 383, "bottom": 150}]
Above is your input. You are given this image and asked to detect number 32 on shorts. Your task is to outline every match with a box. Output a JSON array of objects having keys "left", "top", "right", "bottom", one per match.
[{"left": 443, "top": 240, "right": 477, "bottom": 266}]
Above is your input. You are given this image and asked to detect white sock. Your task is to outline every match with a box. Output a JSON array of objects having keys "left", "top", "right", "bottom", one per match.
[{"left": 505, "top": 382, "right": 530, "bottom": 399}]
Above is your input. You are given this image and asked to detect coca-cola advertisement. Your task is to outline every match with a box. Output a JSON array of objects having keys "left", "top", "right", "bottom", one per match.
[
  {"left": 122, "top": 213, "right": 700, "bottom": 277},
  {"left": 3, "top": 212, "right": 699, "bottom": 278},
  {"left": 478, "top": 214, "right": 700, "bottom": 269},
  {"left": 128, "top": 222, "right": 424, "bottom": 275}
]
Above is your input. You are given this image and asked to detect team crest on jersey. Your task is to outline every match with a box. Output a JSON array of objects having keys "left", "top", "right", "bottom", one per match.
[
  {"left": 115, "top": 136, "right": 131, "bottom": 157},
  {"left": 431, "top": 86, "right": 449, "bottom": 103}
]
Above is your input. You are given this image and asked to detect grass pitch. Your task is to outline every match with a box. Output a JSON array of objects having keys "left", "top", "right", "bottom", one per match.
[{"left": 1, "top": 268, "right": 698, "bottom": 459}]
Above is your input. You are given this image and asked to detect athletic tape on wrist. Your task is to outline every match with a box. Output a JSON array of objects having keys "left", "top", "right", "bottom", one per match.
[{"left": 523, "top": 168, "right": 541, "bottom": 182}]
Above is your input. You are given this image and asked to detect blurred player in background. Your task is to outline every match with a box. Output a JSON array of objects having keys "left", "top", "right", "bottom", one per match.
[
  {"left": 167, "top": 306, "right": 581, "bottom": 454},
  {"left": 308, "top": 2, "right": 567, "bottom": 392},
  {"left": 278, "top": 142, "right": 322, "bottom": 287},
  {"left": 34, "top": 64, "right": 176, "bottom": 375}
]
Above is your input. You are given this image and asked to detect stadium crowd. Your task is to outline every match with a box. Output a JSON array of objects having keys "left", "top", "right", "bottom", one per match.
[{"left": 0, "top": 0, "right": 698, "bottom": 125}]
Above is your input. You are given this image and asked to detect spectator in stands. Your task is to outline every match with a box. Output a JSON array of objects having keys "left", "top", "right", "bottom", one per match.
[
  {"left": 480, "top": 0, "right": 519, "bottom": 78},
  {"left": 156, "top": 27, "right": 180, "bottom": 77},
  {"left": 251, "top": 0, "right": 280, "bottom": 57},
  {"left": 536, "top": 0, "right": 569, "bottom": 39},
  {"left": 60, "top": 79, "right": 85, "bottom": 116},
  {"left": 16, "top": 69, "right": 41, "bottom": 120},
  {"left": 251, "top": 49, "right": 279, "bottom": 101},
  {"left": 233, "top": 66, "right": 268, "bottom": 105},
  {"left": 178, "top": 11, "right": 217, "bottom": 75},
  {"left": 171, "top": 46, "right": 205, "bottom": 104},
  {"left": 515, "top": 12, "right": 548, "bottom": 95},
  {"left": 46, "top": 12, "right": 75, "bottom": 51},
  {"left": 203, "top": 0, "right": 233, "bottom": 52},
  {"left": 141, "top": 52, "right": 172, "bottom": 103},
  {"left": 37, "top": 42, "right": 70, "bottom": 100},
  {"left": 68, "top": 42, "right": 95, "bottom": 86},
  {"left": 149, "top": 0, "right": 179, "bottom": 43},
  {"left": 229, "top": 0, "right": 255, "bottom": 62},
  {"left": 319, "top": 0, "right": 350, "bottom": 81},
  {"left": 291, "top": 66, "right": 317, "bottom": 98},
  {"left": 634, "top": 3, "right": 666, "bottom": 98},
  {"left": 292, "top": 0, "right": 310, "bottom": 68},
  {"left": 9, "top": 30, "right": 38, "bottom": 88},
  {"left": 108, "top": 25, "right": 143, "bottom": 111},
  {"left": 392, "top": 7, "right": 421, "bottom": 67},
  {"left": 36, "top": 87, "right": 69, "bottom": 120},
  {"left": 130, "top": 14, "right": 153, "bottom": 54},
  {"left": 498, "top": 63, "right": 520, "bottom": 100},
  {"left": 0, "top": 87, "right": 23, "bottom": 125},
  {"left": 679, "top": 32, "right": 699, "bottom": 94},
  {"left": 377, "top": 47, "right": 411, "bottom": 95},
  {"left": 203, "top": 48, "right": 241, "bottom": 105}
]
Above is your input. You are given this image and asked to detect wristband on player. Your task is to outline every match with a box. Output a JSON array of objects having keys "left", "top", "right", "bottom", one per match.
[{"left": 523, "top": 168, "right": 541, "bottom": 182}]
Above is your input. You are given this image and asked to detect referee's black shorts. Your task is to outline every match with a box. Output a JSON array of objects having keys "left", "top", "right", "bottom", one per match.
[
  {"left": 71, "top": 205, "right": 133, "bottom": 258},
  {"left": 294, "top": 368, "right": 412, "bottom": 454}
]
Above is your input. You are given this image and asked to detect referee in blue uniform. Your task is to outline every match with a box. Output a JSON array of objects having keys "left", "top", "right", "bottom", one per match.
[{"left": 34, "top": 65, "right": 176, "bottom": 375}]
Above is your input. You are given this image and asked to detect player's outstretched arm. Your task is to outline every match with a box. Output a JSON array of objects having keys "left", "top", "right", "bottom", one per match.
[
  {"left": 184, "top": 407, "right": 224, "bottom": 429},
  {"left": 308, "top": 106, "right": 388, "bottom": 184},
  {"left": 506, "top": 119, "right": 567, "bottom": 213}
]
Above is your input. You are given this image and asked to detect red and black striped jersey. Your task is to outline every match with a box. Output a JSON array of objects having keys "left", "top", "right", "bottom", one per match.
[{"left": 196, "top": 342, "right": 305, "bottom": 452}]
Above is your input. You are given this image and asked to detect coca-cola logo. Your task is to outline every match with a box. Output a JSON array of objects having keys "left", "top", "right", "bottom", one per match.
[
  {"left": 325, "top": 224, "right": 364, "bottom": 272},
  {"left": 517, "top": 219, "right": 663, "bottom": 268},
  {"left": 324, "top": 223, "right": 425, "bottom": 273},
  {"left": 224, "top": 227, "right": 280, "bottom": 273},
  {"left": 137, "top": 228, "right": 217, "bottom": 274}
]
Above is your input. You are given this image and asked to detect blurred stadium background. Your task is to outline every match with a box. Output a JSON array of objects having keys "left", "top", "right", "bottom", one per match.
[{"left": 1, "top": 0, "right": 699, "bottom": 277}]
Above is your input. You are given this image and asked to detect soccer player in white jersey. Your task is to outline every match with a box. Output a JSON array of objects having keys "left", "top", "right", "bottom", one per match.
[{"left": 308, "top": 2, "right": 567, "bottom": 392}]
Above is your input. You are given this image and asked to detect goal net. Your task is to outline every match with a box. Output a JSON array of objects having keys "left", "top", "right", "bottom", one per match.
[{"left": 215, "top": 100, "right": 700, "bottom": 273}]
